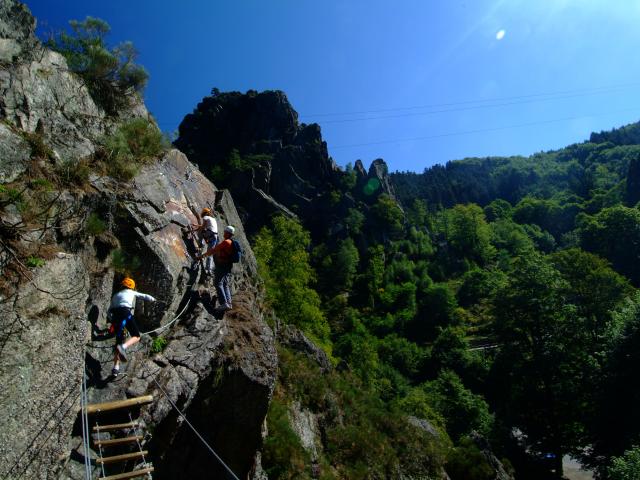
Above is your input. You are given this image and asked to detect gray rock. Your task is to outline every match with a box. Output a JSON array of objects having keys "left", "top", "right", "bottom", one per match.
[
  {"left": 288, "top": 400, "right": 321, "bottom": 462},
  {"left": 0, "top": 0, "right": 37, "bottom": 61},
  {"left": 408, "top": 416, "right": 442, "bottom": 438},
  {"left": 368, "top": 158, "right": 399, "bottom": 201},
  {"left": 0, "top": 254, "right": 89, "bottom": 479},
  {"left": 278, "top": 323, "right": 332, "bottom": 373},
  {"left": 0, "top": 123, "right": 30, "bottom": 183},
  {"left": 470, "top": 432, "right": 515, "bottom": 480}
]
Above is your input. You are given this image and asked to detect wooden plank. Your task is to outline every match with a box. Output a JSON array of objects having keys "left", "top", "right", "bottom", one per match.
[
  {"left": 86, "top": 395, "right": 153, "bottom": 415},
  {"left": 101, "top": 466, "right": 154, "bottom": 480},
  {"left": 94, "top": 436, "right": 143, "bottom": 448},
  {"left": 93, "top": 422, "right": 138, "bottom": 432},
  {"left": 96, "top": 451, "right": 148, "bottom": 465}
]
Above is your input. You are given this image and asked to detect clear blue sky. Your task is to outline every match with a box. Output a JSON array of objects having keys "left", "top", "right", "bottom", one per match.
[{"left": 25, "top": 0, "right": 640, "bottom": 172}]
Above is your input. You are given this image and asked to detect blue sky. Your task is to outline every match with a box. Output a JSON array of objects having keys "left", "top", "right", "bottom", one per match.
[{"left": 26, "top": 0, "right": 640, "bottom": 172}]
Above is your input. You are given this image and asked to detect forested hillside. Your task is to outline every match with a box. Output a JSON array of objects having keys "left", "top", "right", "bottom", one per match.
[{"left": 178, "top": 86, "right": 640, "bottom": 479}]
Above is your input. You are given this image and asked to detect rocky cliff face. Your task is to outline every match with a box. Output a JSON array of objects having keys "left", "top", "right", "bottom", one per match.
[{"left": 0, "top": 2, "right": 276, "bottom": 479}]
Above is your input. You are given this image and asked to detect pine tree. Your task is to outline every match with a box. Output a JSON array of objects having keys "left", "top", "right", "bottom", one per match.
[{"left": 626, "top": 155, "right": 640, "bottom": 207}]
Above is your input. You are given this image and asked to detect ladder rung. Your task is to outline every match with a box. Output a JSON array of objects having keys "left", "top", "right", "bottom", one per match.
[
  {"left": 93, "top": 422, "right": 139, "bottom": 432},
  {"left": 96, "top": 450, "right": 148, "bottom": 465},
  {"left": 87, "top": 395, "right": 153, "bottom": 414},
  {"left": 101, "top": 466, "right": 154, "bottom": 480},
  {"left": 94, "top": 436, "right": 143, "bottom": 448}
]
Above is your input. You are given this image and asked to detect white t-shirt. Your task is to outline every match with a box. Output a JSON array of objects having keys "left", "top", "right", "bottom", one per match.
[
  {"left": 202, "top": 215, "right": 218, "bottom": 234},
  {"left": 110, "top": 289, "right": 156, "bottom": 310}
]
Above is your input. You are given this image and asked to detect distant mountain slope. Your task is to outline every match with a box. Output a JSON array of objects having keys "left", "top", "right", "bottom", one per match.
[{"left": 392, "top": 120, "right": 640, "bottom": 208}]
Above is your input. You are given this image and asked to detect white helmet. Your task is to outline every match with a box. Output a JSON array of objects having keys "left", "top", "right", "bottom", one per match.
[{"left": 224, "top": 225, "right": 235, "bottom": 235}]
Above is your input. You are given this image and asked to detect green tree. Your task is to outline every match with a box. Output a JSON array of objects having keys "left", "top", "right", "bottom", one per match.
[
  {"left": 446, "top": 204, "right": 494, "bottom": 265},
  {"left": 47, "top": 17, "right": 148, "bottom": 114},
  {"left": 333, "top": 238, "right": 360, "bottom": 291},
  {"left": 254, "top": 216, "right": 330, "bottom": 344},
  {"left": 407, "top": 198, "right": 430, "bottom": 227},
  {"left": 626, "top": 156, "right": 640, "bottom": 207},
  {"left": 492, "top": 253, "right": 593, "bottom": 477},
  {"left": 489, "top": 219, "right": 535, "bottom": 256},
  {"left": 608, "top": 446, "right": 640, "bottom": 480},
  {"left": 446, "top": 437, "right": 496, "bottom": 480},
  {"left": 409, "top": 283, "right": 458, "bottom": 343},
  {"left": 423, "top": 370, "right": 493, "bottom": 441},
  {"left": 344, "top": 208, "right": 365, "bottom": 235},
  {"left": 378, "top": 334, "right": 424, "bottom": 378},
  {"left": 483, "top": 199, "right": 513, "bottom": 222},
  {"left": 550, "top": 248, "right": 631, "bottom": 341},
  {"left": 370, "top": 194, "right": 404, "bottom": 239},
  {"left": 429, "top": 326, "right": 471, "bottom": 375},
  {"left": 587, "top": 294, "right": 640, "bottom": 469},
  {"left": 578, "top": 205, "right": 640, "bottom": 285}
]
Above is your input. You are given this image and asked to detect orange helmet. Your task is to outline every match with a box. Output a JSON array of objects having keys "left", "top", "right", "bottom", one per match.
[
  {"left": 121, "top": 277, "right": 135, "bottom": 289},
  {"left": 201, "top": 207, "right": 212, "bottom": 216}
]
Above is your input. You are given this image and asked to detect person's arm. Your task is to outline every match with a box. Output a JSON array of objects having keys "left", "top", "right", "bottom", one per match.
[
  {"left": 197, "top": 243, "right": 219, "bottom": 260},
  {"left": 134, "top": 292, "right": 156, "bottom": 302}
]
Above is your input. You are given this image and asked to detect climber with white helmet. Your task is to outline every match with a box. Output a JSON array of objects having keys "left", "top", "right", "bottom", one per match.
[
  {"left": 197, "top": 225, "right": 242, "bottom": 311},
  {"left": 108, "top": 277, "right": 156, "bottom": 377}
]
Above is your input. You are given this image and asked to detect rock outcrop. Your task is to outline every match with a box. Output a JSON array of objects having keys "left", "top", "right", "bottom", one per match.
[
  {"left": 353, "top": 157, "right": 398, "bottom": 204},
  {"left": 174, "top": 90, "right": 398, "bottom": 239},
  {"left": 0, "top": 3, "right": 276, "bottom": 479}
]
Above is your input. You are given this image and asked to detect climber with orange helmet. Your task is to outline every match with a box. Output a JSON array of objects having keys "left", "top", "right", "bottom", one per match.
[
  {"left": 191, "top": 207, "right": 219, "bottom": 275},
  {"left": 108, "top": 277, "right": 156, "bottom": 377}
]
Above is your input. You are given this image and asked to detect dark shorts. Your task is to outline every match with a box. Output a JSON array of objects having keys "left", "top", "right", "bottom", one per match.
[{"left": 110, "top": 306, "right": 140, "bottom": 341}]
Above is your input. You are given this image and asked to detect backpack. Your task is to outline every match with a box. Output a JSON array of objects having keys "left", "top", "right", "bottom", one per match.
[{"left": 231, "top": 239, "right": 243, "bottom": 263}]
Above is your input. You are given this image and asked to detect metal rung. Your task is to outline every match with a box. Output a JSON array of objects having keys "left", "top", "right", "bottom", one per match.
[
  {"left": 100, "top": 466, "right": 154, "bottom": 480},
  {"left": 93, "top": 422, "right": 139, "bottom": 432},
  {"left": 96, "top": 450, "right": 148, "bottom": 465},
  {"left": 94, "top": 436, "right": 143, "bottom": 448}
]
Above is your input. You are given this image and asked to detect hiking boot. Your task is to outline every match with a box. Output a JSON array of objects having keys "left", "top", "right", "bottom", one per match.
[
  {"left": 112, "top": 367, "right": 120, "bottom": 377},
  {"left": 116, "top": 344, "right": 128, "bottom": 362}
]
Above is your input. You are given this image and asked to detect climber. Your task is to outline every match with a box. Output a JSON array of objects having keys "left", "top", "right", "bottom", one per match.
[
  {"left": 191, "top": 207, "right": 219, "bottom": 275},
  {"left": 196, "top": 225, "right": 241, "bottom": 311},
  {"left": 108, "top": 277, "right": 156, "bottom": 377}
]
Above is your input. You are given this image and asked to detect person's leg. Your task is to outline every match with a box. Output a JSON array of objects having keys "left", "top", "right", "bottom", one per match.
[
  {"left": 113, "top": 348, "right": 120, "bottom": 374},
  {"left": 117, "top": 316, "right": 140, "bottom": 360},
  {"left": 205, "top": 238, "right": 215, "bottom": 274},
  {"left": 215, "top": 267, "right": 231, "bottom": 308},
  {"left": 111, "top": 308, "right": 129, "bottom": 374},
  {"left": 213, "top": 268, "right": 224, "bottom": 306},
  {"left": 122, "top": 336, "right": 140, "bottom": 349},
  {"left": 223, "top": 271, "right": 232, "bottom": 308}
]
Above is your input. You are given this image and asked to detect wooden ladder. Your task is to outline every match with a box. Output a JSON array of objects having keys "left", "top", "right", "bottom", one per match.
[{"left": 87, "top": 395, "right": 155, "bottom": 480}]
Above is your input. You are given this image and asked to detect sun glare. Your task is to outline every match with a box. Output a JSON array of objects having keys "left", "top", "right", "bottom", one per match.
[{"left": 496, "top": 29, "right": 506, "bottom": 40}]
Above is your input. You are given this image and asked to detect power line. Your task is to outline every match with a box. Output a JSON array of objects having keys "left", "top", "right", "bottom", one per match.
[
  {"left": 153, "top": 82, "right": 640, "bottom": 132},
  {"left": 302, "top": 81, "right": 640, "bottom": 119},
  {"left": 330, "top": 106, "right": 640, "bottom": 149},
  {"left": 309, "top": 87, "right": 636, "bottom": 125}
]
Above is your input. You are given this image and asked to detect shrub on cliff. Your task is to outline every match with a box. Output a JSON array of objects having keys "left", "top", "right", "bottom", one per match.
[
  {"left": 99, "top": 118, "right": 168, "bottom": 180},
  {"left": 47, "top": 17, "right": 148, "bottom": 115}
]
